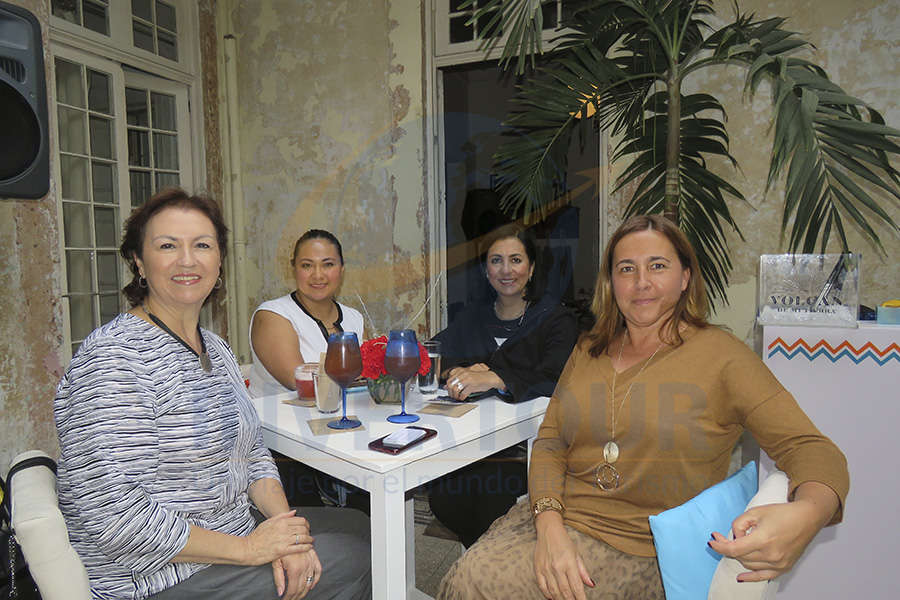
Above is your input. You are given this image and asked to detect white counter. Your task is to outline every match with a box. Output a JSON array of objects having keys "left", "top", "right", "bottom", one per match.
[{"left": 762, "top": 323, "right": 900, "bottom": 599}]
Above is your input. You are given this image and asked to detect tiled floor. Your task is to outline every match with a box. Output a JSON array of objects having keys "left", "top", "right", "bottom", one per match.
[
  {"left": 414, "top": 521, "right": 463, "bottom": 596},
  {"left": 412, "top": 494, "right": 462, "bottom": 596}
]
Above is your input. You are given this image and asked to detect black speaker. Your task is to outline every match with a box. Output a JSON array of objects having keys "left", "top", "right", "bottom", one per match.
[{"left": 0, "top": 1, "right": 49, "bottom": 199}]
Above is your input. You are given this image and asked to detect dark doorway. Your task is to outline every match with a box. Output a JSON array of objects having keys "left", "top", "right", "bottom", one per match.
[{"left": 441, "top": 61, "right": 601, "bottom": 324}]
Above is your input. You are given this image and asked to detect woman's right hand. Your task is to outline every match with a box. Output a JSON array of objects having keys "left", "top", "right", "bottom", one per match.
[
  {"left": 243, "top": 510, "right": 314, "bottom": 565},
  {"left": 534, "top": 512, "right": 594, "bottom": 600}
]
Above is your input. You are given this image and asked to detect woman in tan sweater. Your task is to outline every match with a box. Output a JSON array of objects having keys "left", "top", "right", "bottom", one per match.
[{"left": 438, "top": 215, "right": 848, "bottom": 600}]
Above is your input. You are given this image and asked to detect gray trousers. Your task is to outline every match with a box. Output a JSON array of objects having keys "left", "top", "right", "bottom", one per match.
[{"left": 150, "top": 507, "right": 371, "bottom": 600}]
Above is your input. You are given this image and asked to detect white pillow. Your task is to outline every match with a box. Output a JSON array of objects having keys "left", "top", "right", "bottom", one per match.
[
  {"left": 9, "top": 450, "right": 91, "bottom": 600},
  {"left": 707, "top": 470, "right": 789, "bottom": 600}
]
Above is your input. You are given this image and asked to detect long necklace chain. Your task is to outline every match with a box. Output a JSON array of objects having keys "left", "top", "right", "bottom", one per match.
[
  {"left": 597, "top": 333, "right": 663, "bottom": 491},
  {"left": 290, "top": 292, "right": 343, "bottom": 340},
  {"left": 141, "top": 304, "right": 213, "bottom": 373}
]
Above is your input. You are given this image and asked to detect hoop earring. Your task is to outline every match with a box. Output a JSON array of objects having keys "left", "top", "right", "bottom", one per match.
[
  {"left": 139, "top": 277, "right": 148, "bottom": 288},
  {"left": 214, "top": 277, "right": 223, "bottom": 290}
]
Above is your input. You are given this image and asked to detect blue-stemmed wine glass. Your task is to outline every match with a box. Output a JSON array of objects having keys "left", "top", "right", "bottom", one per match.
[
  {"left": 324, "top": 332, "right": 363, "bottom": 430},
  {"left": 384, "top": 329, "right": 420, "bottom": 424}
]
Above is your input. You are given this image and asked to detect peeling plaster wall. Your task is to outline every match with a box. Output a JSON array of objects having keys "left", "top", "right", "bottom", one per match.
[
  {"left": 0, "top": 0, "right": 64, "bottom": 469},
  {"left": 226, "top": 0, "right": 429, "bottom": 342},
  {"left": 609, "top": 0, "right": 900, "bottom": 343}
]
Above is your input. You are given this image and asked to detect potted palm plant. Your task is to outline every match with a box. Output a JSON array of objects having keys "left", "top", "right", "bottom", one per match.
[{"left": 463, "top": 0, "right": 899, "bottom": 302}]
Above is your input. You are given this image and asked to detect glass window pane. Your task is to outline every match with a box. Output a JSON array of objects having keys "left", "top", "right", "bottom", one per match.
[
  {"left": 540, "top": 1, "right": 557, "bottom": 30},
  {"left": 96, "top": 252, "right": 119, "bottom": 290},
  {"left": 477, "top": 9, "right": 502, "bottom": 38},
  {"left": 155, "top": 171, "right": 179, "bottom": 191},
  {"left": 62, "top": 201, "right": 92, "bottom": 247},
  {"left": 133, "top": 19, "right": 154, "bottom": 53},
  {"left": 99, "top": 293, "right": 120, "bottom": 324},
  {"left": 450, "top": 15, "right": 472, "bottom": 43},
  {"left": 94, "top": 206, "right": 118, "bottom": 247},
  {"left": 126, "top": 88, "right": 149, "bottom": 126},
  {"left": 153, "top": 133, "right": 178, "bottom": 170},
  {"left": 60, "top": 155, "right": 89, "bottom": 202},
  {"left": 83, "top": 0, "right": 109, "bottom": 35},
  {"left": 157, "top": 30, "right": 177, "bottom": 61},
  {"left": 66, "top": 250, "right": 94, "bottom": 293},
  {"left": 92, "top": 162, "right": 115, "bottom": 204},
  {"left": 151, "top": 92, "right": 176, "bottom": 130},
  {"left": 130, "top": 170, "right": 152, "bottom": 206},
  {"left": 68, "top": 294, "right": 96, "bottom": 341},
  {"left": 55, "top": 59, "right": 84, "bottom": 108},
  {"left": 58, "top": 107, "right": 87, "bottom": 154},
  {"left": 90, "top": 116, "right": 114, "bottom": 159},
  {"left": 52, "top": 0, "right": 80, "bottom": 25},
  {"left": 128, "top": 129, "right": 150, "bottom": 166},
  {"left": 562, "top": 0, "right": 580, "bottom": 21},
  {"left": 132, "top": 0, "right": 152, "bottom": 21},
  {"left": 156, "top": 1, "right": 176, "bottom": 31},
  {"left": 87, "top": 70, "right": 111, "bottom": 114}
]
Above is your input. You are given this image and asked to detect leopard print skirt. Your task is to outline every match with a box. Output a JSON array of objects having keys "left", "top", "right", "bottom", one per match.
[{"left": 437, "top": 501, "right": 665, "bottom": 600}]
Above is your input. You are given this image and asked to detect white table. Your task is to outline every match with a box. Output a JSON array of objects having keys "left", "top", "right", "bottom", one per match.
[{"left": 251, "top": 389, "right": 550, "bottom": 600}]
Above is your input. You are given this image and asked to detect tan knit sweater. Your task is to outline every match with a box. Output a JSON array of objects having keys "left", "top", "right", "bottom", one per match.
[{"left": 529, "top": 325, "right": 849, "bottom": 557}]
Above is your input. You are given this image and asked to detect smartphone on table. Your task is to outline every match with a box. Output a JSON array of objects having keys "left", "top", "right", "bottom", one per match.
[{"left": 368, "top": 426, "right": 437, "bottom": 454}]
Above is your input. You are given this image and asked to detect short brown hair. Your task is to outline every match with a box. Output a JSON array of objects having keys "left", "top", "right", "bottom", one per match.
[
  {"left": 120, "top": 187, "right": 228, "bottom": 307},
  {"left": 584, "top": 214, "right": 709, "bottom": 357}
]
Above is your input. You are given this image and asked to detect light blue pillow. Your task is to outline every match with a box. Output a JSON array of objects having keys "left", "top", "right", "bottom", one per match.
[{"left": 648, "top": 461, "right": 758, "bottom": 600}]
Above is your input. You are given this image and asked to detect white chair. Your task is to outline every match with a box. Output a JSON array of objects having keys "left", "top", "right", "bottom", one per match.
[{"left": 7, "top": 450, "right": 90, "bottom": 600}]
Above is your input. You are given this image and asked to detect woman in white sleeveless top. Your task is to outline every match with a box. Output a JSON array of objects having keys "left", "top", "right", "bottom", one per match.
[{"left": 249, "top": 230, "right": 364, "bottom": 397}]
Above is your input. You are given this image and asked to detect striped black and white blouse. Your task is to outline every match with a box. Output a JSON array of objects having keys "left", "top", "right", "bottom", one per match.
[{"left": 54, "top": 313, "right": 281, "bottom": 600}]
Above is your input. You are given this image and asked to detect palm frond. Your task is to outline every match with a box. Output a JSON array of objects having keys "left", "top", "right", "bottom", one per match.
[
  {"left": 705, "top": 14, "right": 900, "bottom": 253},
  {"left": 489, "top": 34, "right": 660, "bottom": 222},
  {"left": 462, "top": 0, "right": 548, "bottom": 74},
  {"left": 465, "top": 1, "right": 899, "bottom": 306},
  {"left": 614, "top": 90, "right": 745, "bottom": 301}
]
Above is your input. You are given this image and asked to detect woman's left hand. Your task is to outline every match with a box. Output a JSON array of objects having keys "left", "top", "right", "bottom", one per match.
[
  {"left": 708, "top": 481, "right": 839, "bottom": 582},
  {"left": 446, "top": 364, "right": 504, "bottom": 401},
  {"left": 272, "top": 549, "right": 321, "bottom": 599}
]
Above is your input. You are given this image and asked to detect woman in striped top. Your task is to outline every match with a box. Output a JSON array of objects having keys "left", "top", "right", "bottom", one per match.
[{"left": 54, "top": 188, "right": 371, "bottom": 600}]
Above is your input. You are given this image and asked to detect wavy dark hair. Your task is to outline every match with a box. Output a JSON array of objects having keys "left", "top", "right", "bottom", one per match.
[
  {"left": 584, "top": 214, "right": 709, "bottom": 357},
  {"left": 478, "top": 224, "right": 541, "bottom": 302},
  {"left": 291, "top": 229, "right": 344, "bottom": 266},
  {"left": 120, "top": 187, "right": 228, "bottom": 307}
]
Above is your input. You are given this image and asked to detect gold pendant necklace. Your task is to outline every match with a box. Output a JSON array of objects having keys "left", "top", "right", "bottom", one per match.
[{"left": 596, "top": 333, "right": 663, "bottom": 491}]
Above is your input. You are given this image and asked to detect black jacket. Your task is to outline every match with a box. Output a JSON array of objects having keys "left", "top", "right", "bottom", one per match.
[{"left": 434, "top": 297, "right": 578, "bottom": 403}]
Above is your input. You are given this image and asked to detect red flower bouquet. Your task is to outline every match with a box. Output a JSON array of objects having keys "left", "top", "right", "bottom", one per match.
[
  {"left": 360, "top": 335, "right": 431, "bottom": 380},
  {"left": 360, "top": 336, "right": 431, "bottom": 404}
]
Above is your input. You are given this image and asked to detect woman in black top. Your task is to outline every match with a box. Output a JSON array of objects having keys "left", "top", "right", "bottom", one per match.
[{"left": 428, "top": 225, "right": 578, "bottom": 546}]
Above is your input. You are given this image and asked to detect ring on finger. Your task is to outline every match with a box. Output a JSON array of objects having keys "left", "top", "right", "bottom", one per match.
[
  {"left": 294, "top": 533, "right": 300, "bottom": 545},
  {"left": 306, "top": 574, "right": 314, "bottom": 584}
]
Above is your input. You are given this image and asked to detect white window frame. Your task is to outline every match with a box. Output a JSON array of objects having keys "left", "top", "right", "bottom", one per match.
[
  {"left": 433, "top": 0, "right": 572, "bottom": 67},
  {"left": 123, "top": 68, "right": 194, "bottom": 198},
  {"left": 50, "top": 0, "right": 196, "bottom": 79},
  {"left": 50, "top": 2, "right": 204, "bottom": 363}
]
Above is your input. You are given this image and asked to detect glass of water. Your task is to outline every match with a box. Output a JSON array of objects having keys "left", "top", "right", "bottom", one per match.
[{"left": 417, "top": 340, "right": 441, "bottom": 396}]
